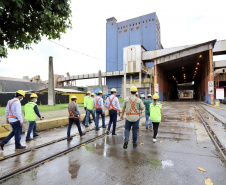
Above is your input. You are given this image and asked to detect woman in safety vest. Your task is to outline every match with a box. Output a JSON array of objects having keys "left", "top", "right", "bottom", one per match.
[{"left": 150, "top": 93, "right": 162, "bottom": 143}]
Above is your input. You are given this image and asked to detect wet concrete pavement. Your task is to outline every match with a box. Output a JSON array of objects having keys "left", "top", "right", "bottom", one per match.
[{"left": 1, "top": 102, "right": 226, "bottom": 185}]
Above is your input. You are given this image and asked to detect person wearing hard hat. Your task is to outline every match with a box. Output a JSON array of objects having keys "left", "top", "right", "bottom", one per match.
[
  {"left": 144, "top": 94, "right": 153, "bottom": 130},
  {"left": 67, "top": 95, "right": 86, "bottom": 140},
  {"left": 84, "top": 93, "right": 96, "bottom": 127},
  {"left": 121, "top": 86, "right": 144, "bottom": 149},
  {"left": 82, "top": 91, "right": 92, "bottom": 125},
  {"left": 93, "top": 91, "right": 105, "bottom": 130},
  {"left": 150, "top": 93, "right": 162, "bottom": 143},
  {"left": 0, "top": 90, "right": 26, "bottom": 150},
  {"left": 24, "top": 93, "right": 43, "bottom": 141},
  {"left": 104, "top": 88, "right": 121, "bottom": 135}
]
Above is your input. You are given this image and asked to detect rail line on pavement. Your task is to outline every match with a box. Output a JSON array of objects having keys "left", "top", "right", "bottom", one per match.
[
  {"left": 195, "top": 106, "right": 226, "bottom": 162},
  {"left": 0, "top": 121, "right": 125, "bottom": 183}
]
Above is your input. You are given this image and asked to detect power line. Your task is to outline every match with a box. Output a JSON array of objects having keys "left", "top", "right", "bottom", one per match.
[{"left": 43, "top": 37, "right": 104, "bottom": 61}]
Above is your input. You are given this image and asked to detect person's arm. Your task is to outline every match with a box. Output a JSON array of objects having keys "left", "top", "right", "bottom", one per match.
[
  {"left": 93, "top": 98, "right": 96, "bottom": 110},
  {"left": 116, "top": 98, "right": 121, "bottom": 111},
  {"left": 34, "top": 105, "right": 42, "bottom": 119},
  {"left": 5, "top": 101, "right": 9, "bottom": 123},
  {"left": 104, "top": 98, "right": 109, "bottom": 108},
  {"left": 120, "top": 101, "right": 126, "bottom": 120},
  {"left": 139, "top": 100, "right": 145, "bottom": 110},
  {"left": 75, "top": 104, "right": 80, "bottom": 117},
  {"left": 14, "top": 102, "right": 23, "bottom": 125},
  {"left": 101, "top": 99, "right": 104, "bottom": 114}
]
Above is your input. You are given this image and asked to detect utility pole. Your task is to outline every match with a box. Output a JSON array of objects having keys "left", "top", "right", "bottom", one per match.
[
  {"left": 48, "top": 56, "right": 55, "bottom": 106},
  {"left": 124, "top": 63, "right": 127, "bottom": 100}
]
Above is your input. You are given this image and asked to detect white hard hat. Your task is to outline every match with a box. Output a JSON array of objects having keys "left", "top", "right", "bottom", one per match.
[
  {"left": 147, "top": 94, "right": 152, "bottom": 97},
  {"left": 136, "top": 92, "right": 138, "bottom": 95}
]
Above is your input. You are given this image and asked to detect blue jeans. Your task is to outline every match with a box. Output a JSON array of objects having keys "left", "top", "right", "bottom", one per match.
[
  {"left": 82, "top": 107, "right": 91, "bottom": 124},
  {"left": 124, "top": 119, "right": 139, "bottom": 144},
  {"left": 1, "top": 121, "right": 22, "bottom": 148},
  {"left": 95, "top": 109, "right": 105, "bottom": 129},
  {"left": 26, "top": 121, "right": 37, "bottom": 139},
  {"left": 108, "top": 110, "right": 117, "bottom": 134},
  {"left": 67, "top": 118, "right": 83, "bottom": 137},
  {"left": 85, "top": 109, "right": 95, "bottom": 126},
  {"left": 145, "top": 114, "right": 152, "bottom": 129}
]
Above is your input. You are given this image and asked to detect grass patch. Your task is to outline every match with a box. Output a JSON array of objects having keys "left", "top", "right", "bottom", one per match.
[
  {"left": 118, "top": 98, "right": 124, "bottom": 103},
  {"left": 0, "top": 103, "right": 84, "bottom": 115}
]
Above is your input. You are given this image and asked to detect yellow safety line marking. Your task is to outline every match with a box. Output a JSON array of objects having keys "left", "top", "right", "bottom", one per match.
[{"left": 201, "top": 102, "right": 226, "bottom": 111}]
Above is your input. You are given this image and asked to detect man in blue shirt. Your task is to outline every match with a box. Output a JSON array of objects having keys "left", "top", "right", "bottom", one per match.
[
  {"left": 144, "top": 94, "right": 153, "bottom": 130},
  {"left": 93, "top": 91, "right": 105, "bottom": 130},
  {"left": 0, "top": 90, "right": 26, "bottom": 150}
]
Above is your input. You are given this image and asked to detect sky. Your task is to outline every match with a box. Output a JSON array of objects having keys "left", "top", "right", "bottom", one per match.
[{"left": 0, "top": 0, "right": 226, "bottom": 86}]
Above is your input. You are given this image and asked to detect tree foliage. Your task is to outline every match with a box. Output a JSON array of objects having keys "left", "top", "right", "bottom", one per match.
[{"left": 0, "top": 0, "right": 72, "bottom": 58}]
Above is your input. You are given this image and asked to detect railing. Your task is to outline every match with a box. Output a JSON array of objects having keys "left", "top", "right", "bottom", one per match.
[{"left": 141, "top": 65, "right": 153, "bottom": 74}]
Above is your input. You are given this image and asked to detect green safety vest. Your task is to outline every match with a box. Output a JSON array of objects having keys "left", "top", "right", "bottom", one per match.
[
  {"left": 150, "top": 102, "right": 162, "bottom": 122},
  {"left": 87, "top": 97, "right": 94, "bottom": 110},
  {"left": 25, "top": 102, "right": 37, "bottom": 121},
  {"left": 84, "top": 96, "right": 89, "bottom": 107}
]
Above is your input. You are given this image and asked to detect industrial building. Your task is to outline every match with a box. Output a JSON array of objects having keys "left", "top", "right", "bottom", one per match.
[{"left": 106, "top": 12, "right": 163, "bottom": 95}]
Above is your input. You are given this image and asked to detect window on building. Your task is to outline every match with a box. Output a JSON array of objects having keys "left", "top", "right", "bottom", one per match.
[
  {"left": 112, "top": 23, "right": 113, "bottom": 25},
  {"left": 152, "top": 19, "right": 154, "bottom": 21},
  {"left": 133, "top": 24, "right": 134, "bottom": 26},
  {"left": 124, "top": 29, "right": 127, "bottom": 32},
  {"left": 149, "top": 19, "right": 151, "bottom": 22},
  {"left": 150, "top": 25, "right": 151, "bottom": 28},
  {"left": 123, "top": 26, "right": 125, "bottom": 28},
  {"left": 130, "top": 24, "right": 131, "bottom": 27},
  {"left": 146, "top": 20, "right": 147, "bottom": 23},
  {"left": 139, "top": 22, "right": 140, "bottom": 24},
  {"left": 119, "top": 31, "right": 122, "bottom": 34},
  {"left": 126, "top": 25, "right": 128, "bottom": 27},
  {"left": 136, "top": 23, "right": 137, "bottom": 25},
  {"left": 136, "top": 26, "right": 140, "bottom": 30},
  {"left": 143, "top": 21, "right": 144, "bottom": 23},
  {"left": 131, "top": 28, "right": 134, "bottom": 31}
]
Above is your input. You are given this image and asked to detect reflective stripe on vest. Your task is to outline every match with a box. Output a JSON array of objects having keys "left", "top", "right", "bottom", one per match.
[
  {"left": 8, "top": 100, "right": 18, "bottom": 119},
  {"left": 108, "top": 96, "right": 117, "bottom": 111},
  {"left": 126, "top": 97, "right": 139, "bottom": 115},
  {"left": 95, "top": 97, "right": 101, "bottom": 109},
  {"left": 69, "top": 103, "right": 79, "bottom": 118}
]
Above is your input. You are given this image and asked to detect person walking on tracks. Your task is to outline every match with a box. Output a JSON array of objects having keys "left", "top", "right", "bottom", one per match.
[
  {"left": 104, "top": 88, "right": 121, "bottom": 135},
  {"left": 67, "top": 96, "right": 86, "bottom": 140},
  {"left": 93, "top": 91, "right": 106, "bottom": 130},
  {"left": 150, "top": 93, "right": 162, "bottom": 143},
  {"left": 85, "top": 93, "right": 96, "bottom": 127},
  {"left": 0, "top": 90, "right": 26, "bottom": 150},
  {"left": 82, "top": 91, "right": 92, "bottom": 125},
  {"left": 25, "top": 93, "right": 43, "bottom": 141},
  {"left": 144, "top": 94, "right": 153, "bottom": 130},
  {"left": 121, "top": 86, "right": 144, "bottom": 149}
]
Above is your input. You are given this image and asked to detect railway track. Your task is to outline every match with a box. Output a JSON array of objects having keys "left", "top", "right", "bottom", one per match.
[
  {"left": 195, "top": 105, "right": 226, "bottom": 162},
  {"left": 0, "top": 120, "right": 125, "bottom": 183}
]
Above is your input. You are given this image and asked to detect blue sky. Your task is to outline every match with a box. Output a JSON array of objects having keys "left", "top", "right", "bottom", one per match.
[{"left": 1, "top": 0, "right": 226, "bottom": 86}]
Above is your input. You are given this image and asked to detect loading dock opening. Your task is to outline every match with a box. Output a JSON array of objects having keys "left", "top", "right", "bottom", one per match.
[{"left": 143, "top": 40, "right": 216, "bottom": 103}]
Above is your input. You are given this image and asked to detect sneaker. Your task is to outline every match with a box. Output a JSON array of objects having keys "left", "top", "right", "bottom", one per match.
[
  {"left": 67, "top": 137, "right": 73, "bottom": 141},
  {"left": 26, "top": 138, "right": 33, "bottom": 141},
  {"left": 33, "top": 134, "right": 39, "bottom": 137},
  {"left": 0, "top": 143, "right": 4, "bottom": 150},
  {"left": 15, "top": 146, "right": 26, "bottom": 150},
  {"left": 133, "top": 143, "right": 137, "bottom": 148},
  {"left": 106, "top": 130, "right": 110, "bottom": 135},
  {"left": 102, "top": 126, "right": 106, "bottom": 128},
  {"left": 123, "top": 141, "right": 128, "bottom": 149},
  {"left": 112, "top": 133, "right": 117, "bottom": 136},
  {"left": 85, "top": 125, "right": 89, "bottom": 127},
  {"left": 95, "top": 128, "right": 100, "bottom": 131},
  {"left": 89, "top": 121, "right": 92, "bottom": 124},
  {"left": 153, "top": 138, "right": 157, "bottom": 143}
]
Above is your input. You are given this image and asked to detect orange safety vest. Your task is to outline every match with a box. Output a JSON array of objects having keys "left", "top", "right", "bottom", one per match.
[
  {"left": 8, "top": 99, "right": 19, "bottom": 119},
  {"left": 126, "top": 97, "right": 139, "bottom": 115},
  {"left": 95, "top": 97, "right": 101, "bottom": 109},
  {"left": 108, "top": 96, "right": 117, "bottom": 111},
  {"left": 68, "top": 103, "right": 79, "bottom": 118}
]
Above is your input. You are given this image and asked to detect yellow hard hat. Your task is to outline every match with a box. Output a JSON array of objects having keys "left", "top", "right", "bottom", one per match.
[
  {"left": 98, "top": 91, "right": 103, "bottom": 94},
  {"left": 87, "top": 91, "right": 91, "bottom": 94},
  {"left": 16, "top": 90, "right": 25, "bottom": 97},
  {"left": 30, "top": 93, "right": 38, "bottom": 98},
  {"left": 91, "top": 93, "right": 95, "bottom": 96},
  {"left": 71, "top": 95, "right": 77, "bottom": 99},
  {"left": 130, "top": 86, "right": 137, "bottom": 92},
  {"left": 153, "top": 93, "right": 159, "bottom": 100},
  {"left": 111, "top": 88, "right": 117, "bottom": 92}
]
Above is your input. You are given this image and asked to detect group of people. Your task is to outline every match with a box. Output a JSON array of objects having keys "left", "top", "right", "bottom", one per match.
[{"left": 0, "top": 87, "right": 162, "bottom": 151}]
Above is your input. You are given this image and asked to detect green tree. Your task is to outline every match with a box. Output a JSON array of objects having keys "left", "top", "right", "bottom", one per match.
[{"left": 0, "top": 0, "right": 72, "bottom": 58}]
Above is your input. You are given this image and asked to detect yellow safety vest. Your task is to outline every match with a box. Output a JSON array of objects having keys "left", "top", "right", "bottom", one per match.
[{"left": 150, "top": 102, "right": 162, "bottom": 122}]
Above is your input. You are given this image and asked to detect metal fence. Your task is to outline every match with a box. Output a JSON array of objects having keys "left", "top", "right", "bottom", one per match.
[{"left": 0, "top": 93, "right": 69, "bottom": 107}]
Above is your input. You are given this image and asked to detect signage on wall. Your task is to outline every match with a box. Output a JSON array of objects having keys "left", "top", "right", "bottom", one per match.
[
  {"left": 216, "top": 88, "right": 224, "bottom": 99},
  {"left": 155, "top": 84, "right": 159, "bottom": 94},
  {"left": 208, "top": 81, "right": 214, "bottom": 94}
]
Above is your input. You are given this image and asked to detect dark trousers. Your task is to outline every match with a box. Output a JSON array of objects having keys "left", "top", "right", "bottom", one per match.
[
  {"left": 152, "top": 122, "right": 160, "bottom": 139},
  {"left": 85, "top": 109, "right": 95, "bottom": 126},
  {"left": 1, "top": 121, "right": 22, "bottom": 148},
  {"left": 124, "top": 119, "right": 139, "bottom": 144},
  {"left": 67, "top": 118, "right": 82, "bottom": 137},
  {"left": 82, "top": 107, "right": 91, "bottom": 124},
  {"left": 26, "top": 121, "right": 37, "bottom": 140},
  {"left": 107, "top": 110, "right": 117, "bottom": 134},
  {"left": 95, "top": 109, "right": 105, "bottom": 129}
]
